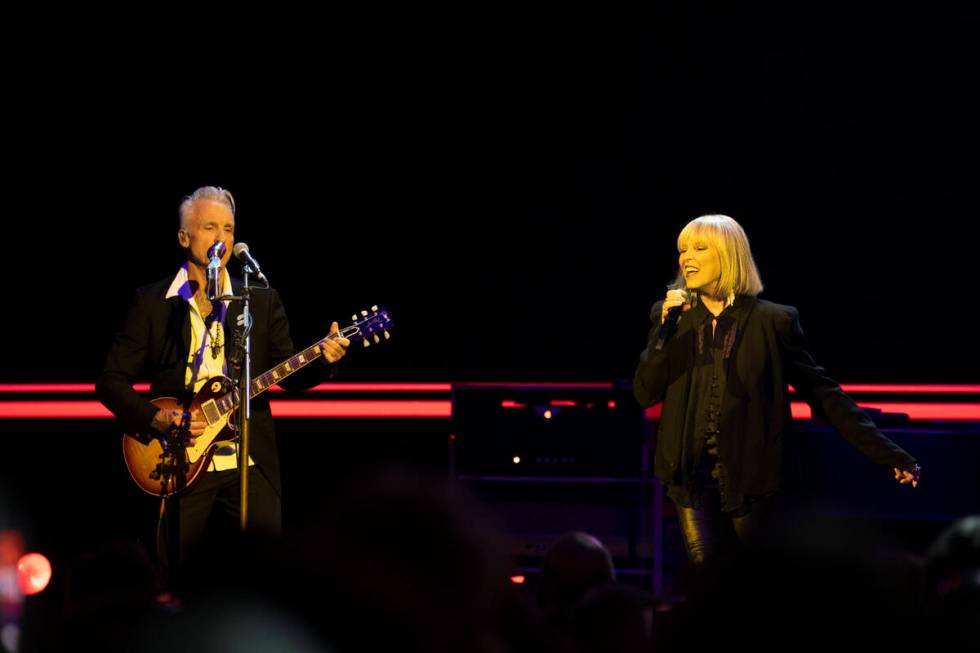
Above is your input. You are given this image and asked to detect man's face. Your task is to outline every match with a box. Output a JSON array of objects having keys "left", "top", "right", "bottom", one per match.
[{"left": 178, "top": 199, "right": 235, "bottom": 269}]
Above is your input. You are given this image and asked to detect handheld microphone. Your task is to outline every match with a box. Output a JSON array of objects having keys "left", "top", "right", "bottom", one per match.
[
  {"left": 206, "top": 241, "right": 226, "bottom": 301},
  {"left": 232, "top": 243, "right": 268, "bottom": 284},
  {"left": 654, "top": 290, "right": 689, "bottom": 351}
]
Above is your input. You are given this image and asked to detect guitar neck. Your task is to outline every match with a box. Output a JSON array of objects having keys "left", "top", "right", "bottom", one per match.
[{"left": 249, "top": 329, "right": 356, "bottom": 399}]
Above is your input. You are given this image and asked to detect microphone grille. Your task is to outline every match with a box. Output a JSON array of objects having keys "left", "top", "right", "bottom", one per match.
[{"left": 233, "top": 242, "right": 250, "bottom": 257}]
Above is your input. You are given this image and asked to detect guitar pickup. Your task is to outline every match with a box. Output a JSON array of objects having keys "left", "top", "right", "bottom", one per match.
[{"left": 201, "top": 399, "right": 221, "bottom": 425}]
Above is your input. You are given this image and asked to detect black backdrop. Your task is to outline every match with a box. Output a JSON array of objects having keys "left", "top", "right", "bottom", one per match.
[{"left": 4, "top": 8, "right": 977, "bottom": 385}]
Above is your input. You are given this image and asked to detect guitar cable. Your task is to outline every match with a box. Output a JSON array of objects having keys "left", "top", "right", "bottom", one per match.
[
  {"left": 154, "top": 416, "right": 189, "bottom": 590},
  {"left": 156, "top": 495, "right": 171, "bottom": 588}
]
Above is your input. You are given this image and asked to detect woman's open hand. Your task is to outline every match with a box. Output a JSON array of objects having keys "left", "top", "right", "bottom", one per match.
[{"left": 893, "top": 464, "right": 921, "bottom": 488}]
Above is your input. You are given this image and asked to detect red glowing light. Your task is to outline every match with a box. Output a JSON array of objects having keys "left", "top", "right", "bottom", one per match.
[
  {"left": 2, "top": 383, "right": 978, "bottom": 422},
  {"left": 270, "top": 400, "right": 451, "bottom": 418},
  {"left": 0, "top": 383, "right": 452, "bottom": 393},
  {"left": 646, "top": 402, "right": 980, "bottom": 421},
  {"left": 16, "top": 553, "right": 52, "bottom": 595},
  {"left": 0, "top": 400, "right": 452, "bottom": 419},
  {"left": 3, "top": 383, "right": 980, "bottom": 396},
  {"left": 510, "top": 575, "right": 526, "bottom": 584}
]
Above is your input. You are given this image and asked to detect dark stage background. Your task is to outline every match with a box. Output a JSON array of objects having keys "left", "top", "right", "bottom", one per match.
[{"left": 3, "top": 7, "right": 978, "bottom": 385}]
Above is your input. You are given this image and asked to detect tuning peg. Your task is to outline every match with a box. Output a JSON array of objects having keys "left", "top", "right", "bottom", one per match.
[
  {"left": 363, "top": 339, "right": 370, "bottom": 347},
  {"left": 383, "top": 330, "right": 390, "bottom": 340},
  {"left": 373, "top": 334, "right": 380, "bottom": 343},
  {"left": 371, "top": 305, "right": 378, "bottom": 311},
  {"left": 361, "top": 310, "right": 368, "bottom": 317},
  {"left": 352, "top": 314, "right": 358, "bottom": 321}
]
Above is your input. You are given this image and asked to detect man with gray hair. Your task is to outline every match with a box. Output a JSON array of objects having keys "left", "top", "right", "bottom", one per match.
[{"left": 97, "top": 185, "right": 349, "bottom": 579}]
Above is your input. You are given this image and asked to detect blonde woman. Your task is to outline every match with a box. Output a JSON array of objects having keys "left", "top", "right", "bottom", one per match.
[{"left": 633, "top": 215, "right": 921, "bottom": 566}]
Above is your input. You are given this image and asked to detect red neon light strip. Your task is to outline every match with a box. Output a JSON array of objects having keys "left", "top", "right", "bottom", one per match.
[
  {"left": 452, "top": 382, "right": 616, "bottom": 388},
  {"left": 277, "top": 383, "right": 452, "bottom": 392},
  {"left": 2, "top": 400, "right": 978, "bottom": 421},
  {"left": 0, "top": 384, "right": 96, "bottom": 393},
  {"left": 831, "top": 385, "right": 980, "bottom": 394},
  {"left": 0, "top": 402, "right": 115, "bottom": 418},
  {"left": 790, "top": 402, "right": 980, "bottom": 421},
  {"left": 0, "top": 383, "right": 451, "bottom": 394},
  {"left": 269, "top": 400, "right": 451, "bottom": 418},
  {"left": 2, "top": 383, "right": 979, "bottom": 396},
  {"left": 0, "top": 384, "right": 152, "bottom": 393},
  {"left": 646, "top": 403, "right": 980, "bottom": 421},
  {"left": 0, "top": 401, "right": 452, "bottom": 419}
]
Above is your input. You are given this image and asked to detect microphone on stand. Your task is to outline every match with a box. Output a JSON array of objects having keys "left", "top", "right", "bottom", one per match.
[
  {"left": 206, "top": 241, "right": 226, "bottom": 301},
  {"left": 233, "top": 242, "right": 268, "bottom": 284}
]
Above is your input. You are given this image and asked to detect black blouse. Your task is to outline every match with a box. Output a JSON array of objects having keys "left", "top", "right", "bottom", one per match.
[{"left": 666, "top": 299, "right": 773, "bottom": 516}]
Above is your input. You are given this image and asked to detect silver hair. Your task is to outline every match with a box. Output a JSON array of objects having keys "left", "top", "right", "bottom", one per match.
[{"left": 179, "top": 186, "right": 236, "bottom": 227}]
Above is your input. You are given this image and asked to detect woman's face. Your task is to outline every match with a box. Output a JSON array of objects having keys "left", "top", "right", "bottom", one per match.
[{"left": 678, "top": 235, "right": 722, "bottom": 296}]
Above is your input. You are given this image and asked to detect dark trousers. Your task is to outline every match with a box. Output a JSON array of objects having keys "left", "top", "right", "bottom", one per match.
[
  {"left": 172, "top": 465, "right": 282, "bottom": 565},
  {"left": 672, "top": 487, "right": 790, "bottom": 567}
]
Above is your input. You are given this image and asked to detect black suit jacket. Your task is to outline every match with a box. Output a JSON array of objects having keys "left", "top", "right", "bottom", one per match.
[
  {"left": 96, "top": 274, "right": 335, "bottom": 493},
  {"left": 634, "top": 295, "right": 917, "bottom": 504}
]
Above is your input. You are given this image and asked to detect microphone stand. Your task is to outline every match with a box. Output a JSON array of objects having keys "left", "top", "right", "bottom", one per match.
[
  {"left": 230, "top": 264, "right": 267, "bottom": 531},
  {"left": 237, "top": 266, "right": 253, "bottom": 531},
  {"left": 220, "top": 264, "right": 266, "bottom": 532}
]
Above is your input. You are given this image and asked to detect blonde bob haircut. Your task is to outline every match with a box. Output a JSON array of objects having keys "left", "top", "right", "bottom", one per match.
[{"left": 667, "top": 214, "right": 764, "bottom": 305}]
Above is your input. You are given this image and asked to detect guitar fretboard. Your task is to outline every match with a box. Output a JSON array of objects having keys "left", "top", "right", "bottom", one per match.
[
  {"left": 213, "top": 320, "right": 372, "bottom": 416},
  {"left": 250, "top": 339, "right": 333, "bottom": 398}
]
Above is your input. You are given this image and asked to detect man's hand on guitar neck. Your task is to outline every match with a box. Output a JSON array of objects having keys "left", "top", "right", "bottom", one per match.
[
  {"left": 321, "top": 321, "right": 350, "bottom": 364},
  {"left": 151, "top": 408, "right": 206, "bottom": 446}
]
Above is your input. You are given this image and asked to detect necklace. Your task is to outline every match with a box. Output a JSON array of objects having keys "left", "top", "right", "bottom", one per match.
[{"left": 208, "top": 318, "right": 223, "bottom": 359}]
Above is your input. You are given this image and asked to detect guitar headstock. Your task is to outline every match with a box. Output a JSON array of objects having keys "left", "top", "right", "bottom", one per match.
[{"left": 345, "top": 305, "right": 393, "bottom": 347}]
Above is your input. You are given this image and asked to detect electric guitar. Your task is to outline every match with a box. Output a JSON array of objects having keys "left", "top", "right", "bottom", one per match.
[{"left": 121, "top": 306, "right": 393, "bottom": 497}]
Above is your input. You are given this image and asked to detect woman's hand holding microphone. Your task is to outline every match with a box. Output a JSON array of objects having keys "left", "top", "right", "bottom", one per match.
[{"left": 661, "top": 289, "right": 693, "bottom": 324}]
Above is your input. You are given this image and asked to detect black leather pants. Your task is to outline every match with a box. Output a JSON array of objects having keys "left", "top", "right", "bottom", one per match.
[{"left": 673, "top": 487, "right": 772, "bottom": 566}]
